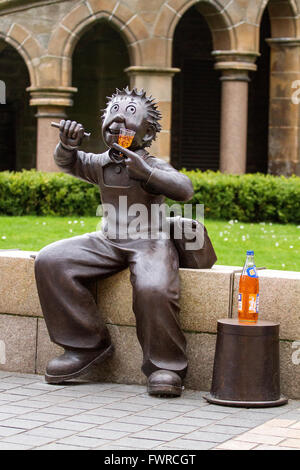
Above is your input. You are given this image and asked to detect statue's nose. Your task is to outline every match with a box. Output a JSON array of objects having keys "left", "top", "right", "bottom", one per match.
[{"left": 113, "top": 114, "right": 125, "bottom": 123}]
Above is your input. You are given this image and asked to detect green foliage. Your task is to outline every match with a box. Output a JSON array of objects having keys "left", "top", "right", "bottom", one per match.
[
  {"left": 0, "top": 170, "right": 100, "bottom": 216},
  {"left": 177, "top": 170, "right": 300, "bottom": 224},
  {"left": 0, "top": 169, "right": 299, "bottom": 223}
]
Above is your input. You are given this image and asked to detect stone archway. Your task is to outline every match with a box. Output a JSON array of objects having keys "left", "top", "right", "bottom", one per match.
[
  {"left": 157, "top": 1, "right": 258, "bottom": 173},
  {"left": 257, "top": 0, "right": 300, "bottom": 175},
  {"left": 46, "top": 1, "right": 146, "bottom": 88},
  {"left": 247, "top": 7, "right": 271, "bottom": 174},
  {"left": 69, "top": 20, "right": 130, "bottom": 155},
  {"left": 0, "top": 24, "right": 40, "bottom": 89},
  {"left": 171, "top": 5, "right": 221, "bottom": 170},
  {"left": 257, "top": 0, "right": 299, "bottom": 39},
  {"left": 153, "top": 0, "right": 236, "bottom": 56},
  {"left": 0, "top": 39, "right": 36, "bottom": 170},
  {"left": 33, "top": 1, "right": 144, "bottom": 170}
]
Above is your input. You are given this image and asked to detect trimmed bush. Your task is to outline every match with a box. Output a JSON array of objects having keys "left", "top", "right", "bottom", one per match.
[
  {"left": 179, "top": 170, "right": 300, "bottom": 224},
  {"left": 0, "top": 169, "right": 299, "bottom": 223},
  {"left": 0, "top": 170, "right": 100, "bottom": 216}
]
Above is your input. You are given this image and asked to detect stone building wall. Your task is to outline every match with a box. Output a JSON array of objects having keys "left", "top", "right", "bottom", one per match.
[
  {"left": 0, "top": 41, "right": 36, "bottom": 170},
  {"left": 0, "top": 0, "right": 299, "bottom": 175}
]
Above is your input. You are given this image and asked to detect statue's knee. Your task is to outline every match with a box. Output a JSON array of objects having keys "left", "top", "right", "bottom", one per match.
[
  {"left": 136, "top": 282, "right": 170, "bottom": 305},
  {"left": 35, "top": 246, "right": 60, "bottom": 274}
]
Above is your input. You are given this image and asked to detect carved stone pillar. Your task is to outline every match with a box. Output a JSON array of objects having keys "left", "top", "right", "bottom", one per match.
[
  {"left": 267, "top": 38, "right": 300, "bottom": 176},
  {"left": 125, "top": 66, "right": 180, "bottom": 162},
  {"left": 213, "top": 52, "right": 258, "bottom": 174},
  {"left": 28, "top": 87, "right": 77, "bottom": 172}
]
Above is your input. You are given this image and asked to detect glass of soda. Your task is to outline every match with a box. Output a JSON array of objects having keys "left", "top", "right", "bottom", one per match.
[{"left": 118, "top": 129, "right": 135, "bottom": 150}]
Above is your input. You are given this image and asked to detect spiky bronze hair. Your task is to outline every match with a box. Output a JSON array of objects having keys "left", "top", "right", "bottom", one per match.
[{"left": 102, "top": 87, "right": 162, "bottom": 147}]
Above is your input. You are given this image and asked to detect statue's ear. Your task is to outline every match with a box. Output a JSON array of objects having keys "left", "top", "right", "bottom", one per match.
[{"left": 142, "top": 125, "right": 156, "bottom": 146}]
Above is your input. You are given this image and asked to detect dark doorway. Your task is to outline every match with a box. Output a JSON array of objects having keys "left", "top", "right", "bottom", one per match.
[
  {"left": 171, "top": 6, "right": 221, "bottom": 170},
  {"left": 0, "top": 41, "right": 36, "bottom": 171},
  {"left": 71, "top": 21, "right": 130, "bottom": 155},
  {"left": 0, "top": 104, "right": 15, "bottom": 170},
  {"left": 247, "top": 8, "right": 270, "bottom": 173}
]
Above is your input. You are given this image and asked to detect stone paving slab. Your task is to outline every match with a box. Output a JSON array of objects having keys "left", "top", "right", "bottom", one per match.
[{"left": 0, "top": 372, "right": 299, "bottom": 450}]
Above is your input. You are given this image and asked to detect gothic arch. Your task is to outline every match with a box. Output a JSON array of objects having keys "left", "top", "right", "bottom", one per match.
[
  {"left": 47, "top": 0, "right": 148, "bottom": 86},
  {"left": 0, "top": 23, "right": 42, "bottom": 87},
  {"left": 0, "top": 36, "right": 37, "bottom": 169},
  {"left": 257, "top": 0, "right": 300, "bottom": 38},
  {"left": 153, "top": 0, "right": 237, "bottom": 53}
]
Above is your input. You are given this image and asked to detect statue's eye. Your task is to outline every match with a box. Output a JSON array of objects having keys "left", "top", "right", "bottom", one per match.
[
  {"left": 110, "top": 104, "right": 119, "bottom": 113},
  {"left": 126, "top": 105, "right": 136, "bottom": 114}
]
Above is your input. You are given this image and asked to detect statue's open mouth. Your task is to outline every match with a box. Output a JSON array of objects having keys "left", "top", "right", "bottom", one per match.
[
  {"left": 108, "top": 128, "right": 119, "bottom": 135},
  {"left": 108, "top": 124, "right": 125, "bottom": 135}
]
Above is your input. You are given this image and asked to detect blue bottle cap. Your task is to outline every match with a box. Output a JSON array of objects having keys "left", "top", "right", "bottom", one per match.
[{"left": 247, "top": 250, "right": 254, "bottom": 255}]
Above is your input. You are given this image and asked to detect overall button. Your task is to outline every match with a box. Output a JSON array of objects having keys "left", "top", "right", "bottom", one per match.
[{"left": 115, "top": 166, "right": 121, "bottom": 174}]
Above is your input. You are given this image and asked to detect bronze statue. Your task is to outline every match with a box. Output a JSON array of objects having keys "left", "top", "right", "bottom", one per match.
[{"left": 34, "top": 87, "right": 216, "bottom": 397}]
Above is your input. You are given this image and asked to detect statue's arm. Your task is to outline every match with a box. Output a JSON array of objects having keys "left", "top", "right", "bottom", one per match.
[
  {"left": 54, "top": 144, "right": 101, "bottom": 185},
  {"left": 53, "top": 120, "right": 102, "bottom": 185},
  {"left": 144, "top": 159, "right": 194, "bottom": 202},
  {"left": 111, "top": 143, "right": 194, "bottom": 202}
]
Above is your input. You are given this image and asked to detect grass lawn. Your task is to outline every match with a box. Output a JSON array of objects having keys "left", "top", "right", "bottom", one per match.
[{"left": 0, "top": 216, "right": 299, "bottom": 271}]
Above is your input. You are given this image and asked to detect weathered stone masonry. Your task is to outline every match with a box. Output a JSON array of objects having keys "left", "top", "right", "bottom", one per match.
[{"left": 0, "top": 0, "right": 300, "bottom": 175}]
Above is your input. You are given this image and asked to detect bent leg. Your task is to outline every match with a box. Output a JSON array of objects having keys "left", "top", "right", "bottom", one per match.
[
  {"left": 128, "top": 239, "right": 187, "bottom": 379},
  {"left": 35, "top": 232, "right": 126, "bottom": 351}
]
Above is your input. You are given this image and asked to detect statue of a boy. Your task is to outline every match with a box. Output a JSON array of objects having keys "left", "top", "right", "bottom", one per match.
[{"left": 34, "top": 87, "right": 195, "bottom": 397}]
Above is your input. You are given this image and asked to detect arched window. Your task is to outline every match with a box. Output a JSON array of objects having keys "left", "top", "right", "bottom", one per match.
[
  {"left": 0, "top": 40, "right": 36, "bottom": 170},
  {"left": 70, "top": 21, "right": 130, "bottom": 155},
  {"left": 247, "top": 8, "right": 271, "bottom": 173},
  {"left": 171, "top": 6, "right": 221, "bottom": 171}
]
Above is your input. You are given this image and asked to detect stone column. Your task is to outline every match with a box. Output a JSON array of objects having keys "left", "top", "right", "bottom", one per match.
[
  {"left": 213, "top": 52, "right": 258, "bottom": 174},
  {"left": 266, "top": 38, "right": 300, "bottom": 176},
  {"left": 28, "top": 87, "right": 77, "bottom": 172},
  {"left": 125, "top": 66, "right": 180, "bottom": 162}
]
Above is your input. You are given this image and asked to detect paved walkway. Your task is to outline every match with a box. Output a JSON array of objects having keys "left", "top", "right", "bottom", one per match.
[{"left": 0, "top": 372, "right": 299, "bottom": 450}]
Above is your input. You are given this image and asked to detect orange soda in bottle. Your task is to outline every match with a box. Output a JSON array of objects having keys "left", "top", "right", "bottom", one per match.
[{"left": 238, "top": 250, "right": 259, "bottom": 323}]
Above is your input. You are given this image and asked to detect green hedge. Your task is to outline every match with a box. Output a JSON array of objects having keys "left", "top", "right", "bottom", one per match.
[
  {"left": 179, "top": 170, "right": 300, "bottom": 224},
  {"left": 0, "top": 170, "right": 100, "bottom": 216},
  {"left": 0, "top": 169, "right": 299, "bottom": 223}
]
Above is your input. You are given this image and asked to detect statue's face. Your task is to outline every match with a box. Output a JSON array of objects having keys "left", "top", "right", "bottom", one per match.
[{"left": 102, "top": 95, "right": 150, "bottom": 150}]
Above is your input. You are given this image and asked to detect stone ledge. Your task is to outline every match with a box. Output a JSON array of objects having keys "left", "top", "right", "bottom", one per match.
[
  {"left": 0, "top": 250, "right": 237, "bottom": 332},
  {"left": 97, "top": 265, "right": 235, "bottom": 334},
  {"left": 0, "top": 250, "right": 299, "bottom": 397},
  {"left": 0, "top": 250, "right": 299, "bottom": 337},
  {"left": 0, "top": 250, "right": 41, "bottom": 317}
]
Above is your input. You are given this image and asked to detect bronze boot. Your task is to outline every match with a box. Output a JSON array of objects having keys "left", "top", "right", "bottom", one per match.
[
  {"left": 45, "top": 345, "right": 114, "bottom": 384},
  {"left": 147, "top": 370, "right": 183, "bottom": 397}
]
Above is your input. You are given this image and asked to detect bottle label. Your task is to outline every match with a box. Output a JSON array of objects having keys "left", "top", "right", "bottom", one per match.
[
  {"left": 249, "top": 294, "right": 259, "bottom": 313},
  {"left": 238, "top": 293, "right": 242, "bottom": 311},
  {"left": 238, "top": 293, "right": 259, "bottom": 313},
  {"left": 246, "top": 265, "right": 258, "bottom": 278}
]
